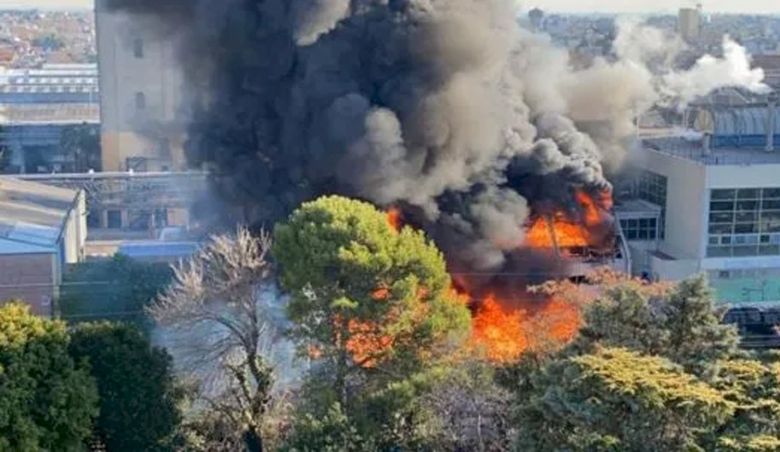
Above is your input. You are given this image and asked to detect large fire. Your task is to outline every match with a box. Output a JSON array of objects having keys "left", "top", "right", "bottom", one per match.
[
  {"left": 524, "top": 190, "right": 610, "bottom": 252},
  {"left": 384, "top": 190, "right": 614, "bottom": 363}
]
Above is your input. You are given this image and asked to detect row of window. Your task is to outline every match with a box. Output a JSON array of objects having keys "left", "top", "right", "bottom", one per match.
[
  {"left": 88, "top": 209, "right": 168, "bottom": 230},
  {"left": 707, "top": 188, "right": 780, "bottom": 257}
]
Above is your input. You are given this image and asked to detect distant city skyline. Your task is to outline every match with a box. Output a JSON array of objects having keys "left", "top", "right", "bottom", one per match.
[{"left": 0, "top": 0, "right": 779, "bottom": 14}]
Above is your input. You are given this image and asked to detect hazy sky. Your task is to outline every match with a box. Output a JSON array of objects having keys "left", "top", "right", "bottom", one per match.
[{"left": 0, "top": 0, "right": 778, "bottom": 14}]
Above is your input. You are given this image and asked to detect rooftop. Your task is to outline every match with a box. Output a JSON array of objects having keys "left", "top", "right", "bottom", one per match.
[
  {"left": 642, "top": 136, "right": 780, "bottom": 166},
  {"left": 0, "top": 178, "right": 80, "bottom": 254}
]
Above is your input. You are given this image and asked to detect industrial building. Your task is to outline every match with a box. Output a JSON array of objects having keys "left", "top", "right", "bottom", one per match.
[
  {"left": 619, "top": 93, "right": 780, "bottom": 307},
  {"left": 95, "top": 0, "right": 187, "bottom": 173},
  {"left": 0, "top": 64, "right": 100, "bottom": 174},
  {"left": 0, "top": 177, "right": 87, "bottom": 316}
]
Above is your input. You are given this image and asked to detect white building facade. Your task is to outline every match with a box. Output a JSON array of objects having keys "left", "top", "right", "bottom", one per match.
[{"left": 625, "top": 126, "right": 780, "bottom": 307}]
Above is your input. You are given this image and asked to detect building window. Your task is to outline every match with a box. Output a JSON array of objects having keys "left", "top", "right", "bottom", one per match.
[
  {"left": 107, "top": 210, "right": 123, "bottom": 229},
  {"left": 129, "top": 211, "right": 151, "bottom": 231},
  {"left": 707, "top": 187, "right": 780, "bottom": 257},
  {"left": 620, "top": 218, "right": 658, "bottom": 241},
  {"left": 635, "top": 171, "right": 668, "bottom": 239},
  {"left": 133, "top": 38, "right": 144, "bottom": 58},
  {"left": 135, "top": 92, "right": 146, "bottom": 110}
]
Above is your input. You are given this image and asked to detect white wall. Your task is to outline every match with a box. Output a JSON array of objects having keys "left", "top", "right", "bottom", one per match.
[{"left": 639, "top": 150, "right": 709, "bottom": 261}]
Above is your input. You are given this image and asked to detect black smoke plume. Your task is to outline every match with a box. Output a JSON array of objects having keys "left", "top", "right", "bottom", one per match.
[{"left": 101, "top": 0, "right": 766, "bottom": 284}]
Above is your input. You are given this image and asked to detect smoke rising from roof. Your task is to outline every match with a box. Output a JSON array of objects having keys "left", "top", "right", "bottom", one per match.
[{"left": 103, "top": 0, "right": 767, "bottom": 272}]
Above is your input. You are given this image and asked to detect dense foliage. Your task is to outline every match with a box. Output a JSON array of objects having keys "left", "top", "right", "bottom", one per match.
[
  {"left": 68, "top": 322, "right": 184, "bottom": 452},
  {"left": 513, "top": 275, "right": 780, "bottom": 451},
  {"left": 273, "top": 196, "right": 473, "bottom": 448},
  {"left": 0, "top": 303, "right": 98, "bottom": 451}
]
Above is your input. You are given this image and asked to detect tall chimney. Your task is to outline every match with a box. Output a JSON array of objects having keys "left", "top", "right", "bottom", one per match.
[{"left": 767, "top": 92, "right": 778, "bottom": 152}]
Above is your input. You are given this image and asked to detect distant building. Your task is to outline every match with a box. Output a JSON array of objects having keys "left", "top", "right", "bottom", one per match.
[
  {"left": 0, "top": 177, "right": 87, "bottom": 316},
  {"left": 528, "top": 8, "right": 545, "bottom": 31},
  {"left": 0, "top": 63, "right": 98, "bottom": 104},
  {"left": 752, "top": 54, "right": 780, "bottom": 91},
  {"left": 678, "top": 5, "right": 703, "bottom": 43},
  {"left": 95, "top": 0, "right": 187, "bottom": 173},
  {"left": 0, "top": 103, "right": 100, "bottom": 173},
  {"left": 0, "top": 63, "right": 100, "bottom": 174},
  {"left": 623, "top": 97, "right": 780, "bottom": 307}
]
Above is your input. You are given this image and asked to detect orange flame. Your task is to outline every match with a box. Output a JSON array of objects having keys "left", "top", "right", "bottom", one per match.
[
  {"left": 524, "top": 190, "right": 612, "bottom": 251},
  {"left": 470, "top": 295, "right": 528, "bottom": 362},
  {"left": 345, "top": 319, "right": 393, "bottom": 368},
  {"left": 387, "top": 207, "right": 403, "bottom": 232},
  {"left": 470, "top": 293, "right": 582, "bottom": 362}
]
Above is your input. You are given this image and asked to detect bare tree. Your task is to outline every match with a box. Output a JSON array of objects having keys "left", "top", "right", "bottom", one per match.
[{"left": 148, "top": 228, "right": 284, "bottom": 452}]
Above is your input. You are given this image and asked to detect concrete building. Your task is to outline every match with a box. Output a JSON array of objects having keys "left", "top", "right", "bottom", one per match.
[
  {"left": 622, "top": 97, "right": 780, "bottom": 307},
  {"left": 0, "top": 177, "right": 86, "bottom": 316},
  {"left": 678, "top": 5, "right": 703, "bottom": 43},
  {"left": 8, "top": 171, "right": 208, "bottom": 240},
  {"left": 95, "top": 0, "right": 187, "bottom": 173}
]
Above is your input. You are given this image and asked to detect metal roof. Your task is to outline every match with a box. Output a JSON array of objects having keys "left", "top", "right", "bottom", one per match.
[
  {"left": 0, "top": 178, "right": 80, "bottom": 255},
  {"left": 709, "top": 106, "right": 780, "bottom": 137}
]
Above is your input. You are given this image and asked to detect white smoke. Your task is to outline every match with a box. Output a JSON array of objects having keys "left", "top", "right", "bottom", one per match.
[{"left": 662, "top": 36, "right": 769, "bottom": 105}]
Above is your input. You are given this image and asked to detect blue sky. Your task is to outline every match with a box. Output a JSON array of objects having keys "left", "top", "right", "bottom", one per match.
[{"left": 1, "top": 0, "right": 779, "bottom": 14}]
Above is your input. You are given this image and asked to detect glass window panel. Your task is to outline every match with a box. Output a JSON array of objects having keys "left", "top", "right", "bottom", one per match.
[
  {"left": 736, "top": 212, "right": 757, "bottom": 222},
  {"left": 709, "top": 236, "right": 719, "bottom": 245},
  {"left": 763, "top": 188, "right": 780, "bottom": 199},
  {"left": 709, "top": 223, "right": 734, "bottom": 234},
  {"left": 712, "top": 189, "right": 736, "bottom": 200},
  {"left": 762, "top": 200, "right": 780, "bottom": 210},
  {"left": 761, "top": 235, "right": 771, "bottom": 244},
  {"left": 738, "top": 189, "right": 760, "bottom": 199},
  {"left": 627, "top": 229, "right": 638, "bottom": 240},
  {"left": 736, "top": 200, "right": 758, "bottom": 211},
  {"left": 710, "top": 212, "right": 733, "bottom": 223},
  {"left": 759, "top": 245, "right": 780, "bottom": 256},
  {"left": 710, "top": 201, "right": 735, "bottom": 212},
  {"left": 639, "top": 219, "right": 649, "bottom": 228},
  {"left": 722, "top": 236, "right": 732, "bottom": 245},
  {"left": 735, "top": 223, "right": 758, "bottom": 234}
]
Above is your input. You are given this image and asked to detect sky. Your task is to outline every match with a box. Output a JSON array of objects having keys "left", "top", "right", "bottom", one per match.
[{"left": 0, "top": 0, "right": 778, "bottom": 14}]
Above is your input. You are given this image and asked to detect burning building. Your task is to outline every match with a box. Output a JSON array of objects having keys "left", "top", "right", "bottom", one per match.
[{"left": 99, "top": 0, "right": 767, "bottom": 359}]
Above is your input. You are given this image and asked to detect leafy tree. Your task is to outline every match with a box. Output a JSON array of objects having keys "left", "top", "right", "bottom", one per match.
[
  {"left": 511, "top": 276, "right": 780, "bottom": 452},
  {"left": 149, "top": 228, "right": 277, "bottom": 452},
  {"left": 711, "top": 357, "right": 780, "bottom": 450},
  {"left": 0, "top": 303, "right": 98, "bottom": 451},
  {"left": 68, "top": 322, "right": 184, "bottom": 452},
  {"left": 60, "top": 255, "right": 173, "bottom": 327},
  {"left": 572, "top": 275, "right": 740, "bottom": 374},
  {"left": 273, "top": 196, "right": 471, "bottom": 403},
  {"left": 282, "top": 403, "right": 371, "bottom": 452},
  {"left": 515, "top": 347, "right": 734, "bottom": 451}
]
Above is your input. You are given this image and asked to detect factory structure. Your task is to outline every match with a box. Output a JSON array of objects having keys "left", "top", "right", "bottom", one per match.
[
  {"left": 95, "top": 0, "right": 188, "bottom": 173},
  {"left": 619, "top": 92, "right": 780, "bottom": 310},
  {"left": 0, "top": 63, "right": 100, "bottom": 174}
]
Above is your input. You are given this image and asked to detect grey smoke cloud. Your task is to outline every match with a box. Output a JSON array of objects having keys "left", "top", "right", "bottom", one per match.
[{"left": 102, "top": 0, "right": 767, "bottom": 272}]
